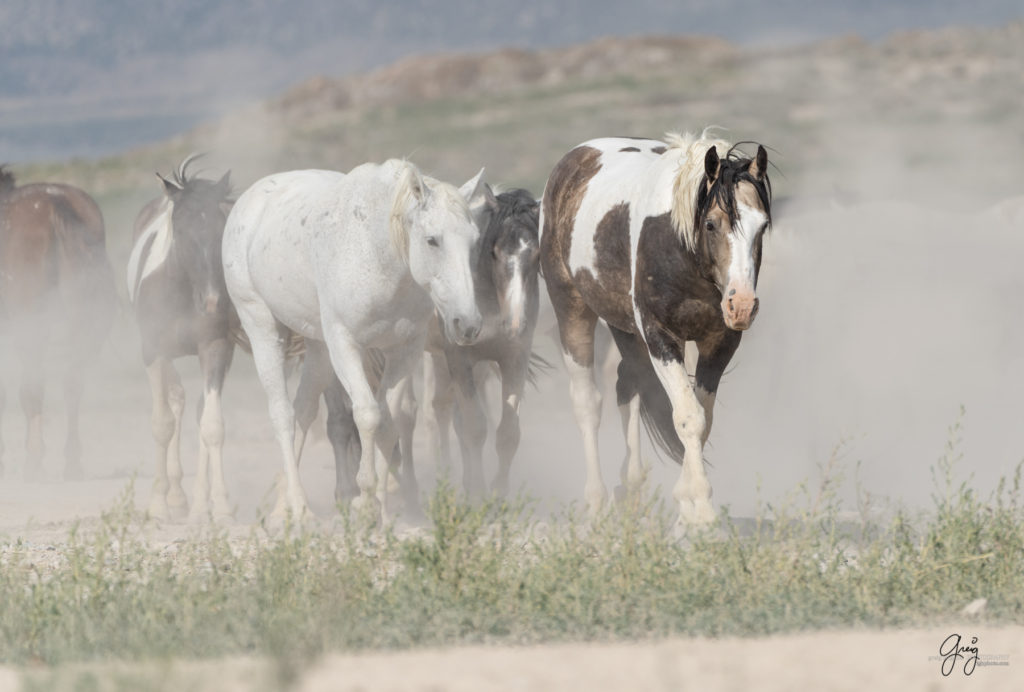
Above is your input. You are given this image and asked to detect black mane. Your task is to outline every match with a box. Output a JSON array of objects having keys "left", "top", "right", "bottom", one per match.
[
  {"left": 693, "top": 144, "right": 773, "bottom": 235},
  {"left": 481, "top": 187, "right": 539, "bottom": 252}
]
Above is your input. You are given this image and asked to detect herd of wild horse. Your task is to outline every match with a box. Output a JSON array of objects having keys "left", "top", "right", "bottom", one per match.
[{"left": 0, "top": 130, "right": 772, "bottom": 527}]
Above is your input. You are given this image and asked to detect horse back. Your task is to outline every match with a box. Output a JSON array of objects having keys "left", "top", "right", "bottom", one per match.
[
  {"left": 541, "top": 139, "right": 665, "bottom": 333},
  {"left": 0, "top": 183, "right": 114, "bottom": 337}
]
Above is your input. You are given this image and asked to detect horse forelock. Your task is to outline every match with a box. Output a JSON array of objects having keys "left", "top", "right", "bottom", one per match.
[
  {"left": 484, "top": 189, "right": 539, "bottom": 251},
  {"left": 389, "top": 162, "right": 475, "bottom": 264}
]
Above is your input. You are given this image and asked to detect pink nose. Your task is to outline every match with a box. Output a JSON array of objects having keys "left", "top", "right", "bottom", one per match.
[
  {"left": 204, "top": 295, "right": 219, "bottom": 314},
  {"left": 722, "top": 290, "right": 759, "bottom": 331}
]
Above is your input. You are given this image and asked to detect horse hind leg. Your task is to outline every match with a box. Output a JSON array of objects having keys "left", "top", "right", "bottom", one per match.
[
  {"left": 266, "top": 339, "right": 330, "bottom": 519},
  {"left": 608, "top": 328, "right": 648, "bottom": 503},
  {"left": 145, "top": 358, "right": 187, "bottom": 521},
  {"left": 552, "top": 298, "right": 604, "bottom": 517},
  {"left": 20, "top": 370, "right": 45, "bottom": 482},
  {"left": 62, "top": 369, "right": 84, "bottom": 481}
]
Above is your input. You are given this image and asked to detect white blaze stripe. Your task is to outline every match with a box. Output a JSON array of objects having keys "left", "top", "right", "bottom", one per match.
[
  {"left": 727, "top": 201, "right": 767, "bottom": 291},
  {"left": 505, "top": 261, "right": 524, "bottom": 330},
  {"left": 126, "top": 198, "right": 174, "bottom": 303},
  {"left": 504, "top": 239, "right": 531, "bottom": 330}
]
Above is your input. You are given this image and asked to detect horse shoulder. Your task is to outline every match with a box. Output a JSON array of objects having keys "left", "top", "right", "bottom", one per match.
[{"left": 632, "top": 212, "right": 722, "bottom": 346}]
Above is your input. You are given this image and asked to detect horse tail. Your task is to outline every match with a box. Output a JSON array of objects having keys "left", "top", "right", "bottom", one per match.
[
  {"left": 50, "top": 195, "right": 116, "bottom": 316},
  {"left": 526, "top": 350, "right": 554, "bottom": 387},
  {"left": 606, "top": 326, "right": 686, "bottom": 465}
]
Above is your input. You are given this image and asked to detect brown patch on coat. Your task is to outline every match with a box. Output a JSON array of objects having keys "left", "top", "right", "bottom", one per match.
[
  {"left": 650, "top": 146, "right": 667, "bottom": 155},
  {"left": 540, "top": 146, "right": 604, "bottom": 366},
  {"left": 573, "top": 202, "right": 634, "bottom": 332}
]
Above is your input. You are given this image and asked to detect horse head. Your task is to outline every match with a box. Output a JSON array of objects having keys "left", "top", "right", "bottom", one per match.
[
  {"left": 485, "top": 189, "right": 540, "bottom": 338},
  {"left": 394, "top": 164, "right": 483, "bottom": 345},
  {"left": 159, "top": 155, "right": 233, "bottom": 317},
  {"left": 692, "top": 144, "right": 772, "bottom": 331}
]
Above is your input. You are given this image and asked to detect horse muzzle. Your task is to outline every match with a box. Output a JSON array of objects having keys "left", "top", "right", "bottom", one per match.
[
  {"left": 449, "top": 311, "right": 482, "bottom": 346},
  {"left": 722, "top": 291, "right": 759, "bottom": 331}
]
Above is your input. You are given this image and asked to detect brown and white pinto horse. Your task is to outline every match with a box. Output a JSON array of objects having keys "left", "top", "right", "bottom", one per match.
[
  {"left": 0, "top": 166, "right": 116, "bottom": 480},
  {"left": 540, "top": 131, "right": 772, "bottom": 525}
]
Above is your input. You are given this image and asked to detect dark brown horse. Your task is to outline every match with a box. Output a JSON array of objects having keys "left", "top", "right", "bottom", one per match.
[
  {"left": 127, "top": 155, "right": 234, "bottom": 522},
  {"left": 0, "top": 166, "right": 116, "bottom": 480},
  {"left": 420, "top": 186, "right": 543, "bottom": 497},
  {"left": 540, "top": 131, "right": 771, "bottom": 526}
]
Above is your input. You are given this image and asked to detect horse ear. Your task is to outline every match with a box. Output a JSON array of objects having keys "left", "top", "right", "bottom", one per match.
[
  {"left": 748, "top": 145, "right": 768, "bottom": 182},
  {"left": 216, "top": 170, "right": 231, "bottom": 194},
  {"left": 158, "top": 173, "right": 182, "bottom": 199},
  {"left": 704, "top": 147, "right": 721, "bottom": 187},
  {"left": 458, "top": 167, "right": 486, "bottom": 204}
]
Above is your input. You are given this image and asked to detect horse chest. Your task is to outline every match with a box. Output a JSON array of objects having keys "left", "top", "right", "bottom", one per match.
[{"left": 633, "top": 213, "right": 725, "bottom": 344}]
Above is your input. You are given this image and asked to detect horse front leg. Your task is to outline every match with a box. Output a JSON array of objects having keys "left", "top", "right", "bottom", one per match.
[
  {"left": 450, "top": 358, "right": 487, "bottom": 498},
  {"left": 192, "top": 337, "right": 234, "bottom": 523},
  {"left": 493, "top": 356, "right": 527, "bottom": 498},
  {"left": 646, "top": 330, "right": 740, "bottom": 528},
  {"left": 421, "top": 351, "right": 454, "bottom": 473},
  {"left": 323, "top": 328, "right": 385, "bottom": 525},
  {"left": 388, "top": 372, "right": 420, "bottom": 513}
]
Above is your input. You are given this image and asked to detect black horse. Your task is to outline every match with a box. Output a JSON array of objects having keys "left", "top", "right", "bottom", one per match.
[{"left": 127, "top": 155, "right": 235, "bottom": 522}]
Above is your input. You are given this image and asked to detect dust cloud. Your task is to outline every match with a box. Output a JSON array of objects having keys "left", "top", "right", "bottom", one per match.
[{"left": 3, "top": 26, "right": 1024, "bottom": 533}]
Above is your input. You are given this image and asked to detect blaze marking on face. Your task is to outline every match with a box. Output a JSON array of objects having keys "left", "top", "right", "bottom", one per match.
[
  {"left": 503, "top": 237, "right": 533, "bottom": 333},
  {"left": 726, "top": 201, "right": 767, "bottom": 292}
]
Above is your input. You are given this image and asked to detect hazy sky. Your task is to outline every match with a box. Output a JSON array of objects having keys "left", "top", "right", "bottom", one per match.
[{"left": 1, "top": 0, "right": 1021, "bottom": 162}]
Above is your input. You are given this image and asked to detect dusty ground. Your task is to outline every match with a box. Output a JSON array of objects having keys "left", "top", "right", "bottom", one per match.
[
  {"left": 2, "top": 196, "right": 1023, "bottom": 690},
  {"left": 2, "top": 625, "right": 1020, "bottom": 691}
]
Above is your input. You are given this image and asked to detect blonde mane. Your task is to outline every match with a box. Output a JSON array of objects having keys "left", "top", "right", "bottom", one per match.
[
  {"left": 666, "top": 130, "right": 731, "bottom": 250},
  {"left": 388, "top": 160, "right": 472, "bottom": 264},
  {"left": 388, "top": 160, "right": 421, "bottom": 263}
]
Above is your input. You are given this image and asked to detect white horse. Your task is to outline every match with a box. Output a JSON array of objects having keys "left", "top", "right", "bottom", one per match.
[{"left": 223, "top": 160, "right": 484, "bottom": 522}]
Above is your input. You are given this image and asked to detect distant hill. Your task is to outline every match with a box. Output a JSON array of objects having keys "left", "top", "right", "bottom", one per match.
[{"left": 1, "top": 0, "right": 1021, "bottom": 161}]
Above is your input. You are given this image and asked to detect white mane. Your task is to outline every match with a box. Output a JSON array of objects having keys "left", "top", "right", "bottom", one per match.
[{"left": 666, "top": 129, "right": 731, "bottom": 250}]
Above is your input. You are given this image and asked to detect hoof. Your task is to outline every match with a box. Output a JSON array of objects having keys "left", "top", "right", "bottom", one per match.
[
  {"left": 677, "top": 498, "right": 717, "bottom": 527},
  {"left": 350, "top": 493, "right": 382, "bottom": 527}
]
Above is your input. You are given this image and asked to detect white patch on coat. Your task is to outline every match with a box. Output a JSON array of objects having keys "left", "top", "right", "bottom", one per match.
[{"left": 126, "top": 198, "right": 174, "bottom": 303}]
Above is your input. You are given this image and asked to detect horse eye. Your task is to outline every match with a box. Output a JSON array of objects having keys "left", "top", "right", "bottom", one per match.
[
  {"left": 427, "top": 237, "right": 440, "bottom": 248},
  {"left": 704, "top": 219, "right": 715, "bottom": 232}
]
